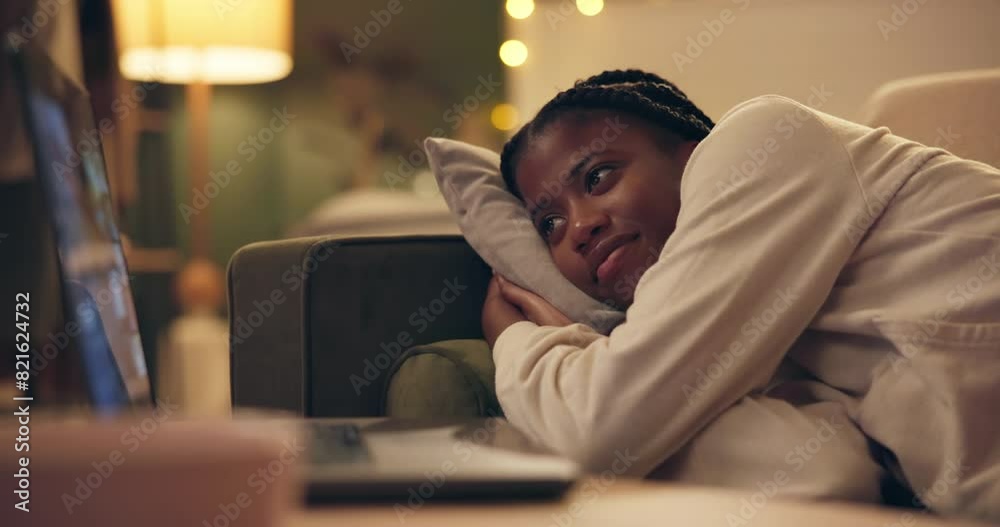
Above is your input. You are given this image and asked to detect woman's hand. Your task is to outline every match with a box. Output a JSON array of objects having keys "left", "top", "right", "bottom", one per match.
[
  {"left": 482, "top": 275, "right": 527, "bottom": 348},
  {"left": 482, "top": 274, "right": 575, "bottom": 349},
  {"left": 495, "top": 275, "right": 573, "bottom": 328}
]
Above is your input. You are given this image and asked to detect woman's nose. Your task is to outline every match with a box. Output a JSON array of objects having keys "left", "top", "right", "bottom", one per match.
[{"left": 570, "top": 210, "right": 608, "bottom": 254}]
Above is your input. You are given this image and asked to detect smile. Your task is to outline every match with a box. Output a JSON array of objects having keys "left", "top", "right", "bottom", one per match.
[{"left": 592, "top": 233, "right": 639, "bottom": 285}]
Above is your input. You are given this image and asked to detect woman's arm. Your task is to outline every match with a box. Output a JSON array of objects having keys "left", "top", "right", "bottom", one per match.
[{"left": 493, "top": 96, "right": 870, "bottom": 476}]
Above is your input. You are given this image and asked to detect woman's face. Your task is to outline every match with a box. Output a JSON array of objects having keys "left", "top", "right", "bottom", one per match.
[{"left": 514, "top": 111, "right": 696, "bottom": 308}]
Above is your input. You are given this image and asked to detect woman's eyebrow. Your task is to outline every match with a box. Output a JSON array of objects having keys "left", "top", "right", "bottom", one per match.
[
  {"left": 526, "top": 154, "right": 596, "bottom": 221},
  {"left": 565, "top": 154, "right": 595, "bottom": 184},
  {"left": 528, "top": 204, "right": 542, "bottom": 222}
]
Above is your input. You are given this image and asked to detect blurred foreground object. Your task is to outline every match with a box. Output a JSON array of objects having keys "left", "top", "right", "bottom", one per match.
[{"left": 1, "top": 416, "right": 303, "bottom": 526}]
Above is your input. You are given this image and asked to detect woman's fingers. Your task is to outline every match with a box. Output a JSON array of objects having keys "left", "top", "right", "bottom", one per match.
[
  {"left": 497, "top": 276, "right": 535, "bottom": 307},
  {"left": 486, "top": 274, "right": 503, "bottom": 299},
  {"left": 482, "top": 273, "right": 528, "bottom": 348},
  {"left": 495, "top": 275, "right": 573, "bottom": 327}
]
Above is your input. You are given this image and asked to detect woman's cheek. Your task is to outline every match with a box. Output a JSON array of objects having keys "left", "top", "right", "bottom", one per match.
[{"left": 556, "top": 257, "right": 589, "bottom": 295}]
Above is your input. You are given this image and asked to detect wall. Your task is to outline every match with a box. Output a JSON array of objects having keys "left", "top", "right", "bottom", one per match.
[
  {"left": 507, "top": 0, "right": 1000, "bottom": 123},
  {"left": 167, "top": 83, "right": 287, "bottom": 267},
  {"left": 160, "top": 0, "right": 505, "bottom": 267}
]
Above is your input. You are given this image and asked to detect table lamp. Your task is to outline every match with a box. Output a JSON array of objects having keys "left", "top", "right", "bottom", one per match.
[{"left": 111, "top": 0, "right": 293, "bottom": 257}]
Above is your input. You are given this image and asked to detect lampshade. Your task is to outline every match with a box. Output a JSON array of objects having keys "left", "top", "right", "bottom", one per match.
[{"left": 111, "top": 0, "right": 293, "bottom": 84}]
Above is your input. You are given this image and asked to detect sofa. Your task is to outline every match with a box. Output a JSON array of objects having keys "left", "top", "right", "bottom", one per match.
[
  {"left": 859, "top": 67, "right": 1000, "bottom": 168},
  {"left": 228, "top": 67, "right": 1000, "bottom": 421},
  {"left": 227, "top": 234, "right": 502, "bottom": 418}
]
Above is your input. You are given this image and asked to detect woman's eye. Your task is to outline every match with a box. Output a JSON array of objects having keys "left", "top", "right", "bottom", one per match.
[
  {"left": 585, "top": 166, "right": 613, "bottom": 193},
  {"left": 539, "top": 216, "right": 564, "bottom": 239}
]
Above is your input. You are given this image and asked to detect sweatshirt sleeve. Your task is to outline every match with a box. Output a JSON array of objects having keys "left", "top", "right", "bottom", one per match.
[{"left": 493, "top": 95, "right": 869, "bottom": 477}]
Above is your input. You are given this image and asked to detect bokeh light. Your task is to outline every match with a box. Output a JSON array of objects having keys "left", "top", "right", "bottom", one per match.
[
  {"left": 576, "top": 0, "right": 604, "bottom": 16},
  {"left": 491, "top": 103, "right": 520, "bottom": 131},
  {"left": 499, "top": 40, "right": 528, "bottom": 67},
  {"left": 506, "top": 0, "right": 535, "bottom": 19}
]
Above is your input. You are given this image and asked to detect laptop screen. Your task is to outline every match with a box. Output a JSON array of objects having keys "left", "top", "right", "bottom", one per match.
[{"left": 9, "top": 41, "right": 152, "bottom": 414}]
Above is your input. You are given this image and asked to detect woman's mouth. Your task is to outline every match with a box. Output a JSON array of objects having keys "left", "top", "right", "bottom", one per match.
[{"left": 595, "top": 235, "right": 638, "bottom": 285}]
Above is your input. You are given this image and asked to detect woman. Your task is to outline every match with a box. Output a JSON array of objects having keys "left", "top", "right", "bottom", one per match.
[{"left": 482, "top": 69, "right": 1000, "bottom": 519}]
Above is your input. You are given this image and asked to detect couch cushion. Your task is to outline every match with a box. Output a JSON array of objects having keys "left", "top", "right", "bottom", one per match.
[
  {"left": 382, "top": 339, "right": 502, "bottom": 418},
  {"left": 228, "top": 235, "right": 492, "bottom": 417}
]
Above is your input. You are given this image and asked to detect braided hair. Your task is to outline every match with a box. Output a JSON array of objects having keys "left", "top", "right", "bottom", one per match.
[{"left": 500, "top": 69, "right": 715, "bottom": 199}]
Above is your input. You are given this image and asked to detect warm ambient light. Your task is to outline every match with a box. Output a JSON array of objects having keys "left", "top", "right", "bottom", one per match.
[
  {"left": 576, "top": 0, "right": 604, "bottom": 16},
  {"left": 111, "top": 0, "right": 293, "bottom": 84},
  {"left": 499, "top": 40, "right": 528, "bottom": 67},
  {"left": 491, "top": 103, "right": 519, "bottom": 131},
  {"left": 506, "top": 0, "right": 535, "bottom": 19}
]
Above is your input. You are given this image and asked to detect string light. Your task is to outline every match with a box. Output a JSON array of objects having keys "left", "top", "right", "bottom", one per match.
[
  {"left": 491, "top": 103, "right": 520, "bottom": 131},
  {"left": 576, "top": 0, "right": 604, "bottom": 16},
  {"left": 506, "top": 0, "right": 535, "bottom": 19},
  {"left": 499, "top": 40, "right": 528, "bottom": 67}
]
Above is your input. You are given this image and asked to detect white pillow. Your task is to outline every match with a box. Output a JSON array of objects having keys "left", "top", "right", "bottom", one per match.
[{"left": 424, "top": 137, "right": 625, "bottom": 334}]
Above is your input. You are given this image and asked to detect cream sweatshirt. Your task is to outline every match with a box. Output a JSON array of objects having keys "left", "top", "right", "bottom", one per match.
[{"left": 493, "top": 95, "right": 1000, "bottom": 519}]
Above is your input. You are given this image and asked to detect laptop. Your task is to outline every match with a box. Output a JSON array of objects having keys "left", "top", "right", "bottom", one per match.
[{"left": 6, "top": 38, "right": 579, "bottom": 502}]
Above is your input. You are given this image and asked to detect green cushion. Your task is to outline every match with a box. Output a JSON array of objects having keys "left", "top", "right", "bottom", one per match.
[{"left": 380, "top": 339, "right": 503, "bottom": 418}]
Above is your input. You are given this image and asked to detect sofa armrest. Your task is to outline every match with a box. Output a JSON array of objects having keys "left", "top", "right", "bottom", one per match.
[
  {"left": 383, "top": 339, "right": 500, "bottom": 419},
  {"left": 227, "top": 235, "right": 492, "bottom": 416}
]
